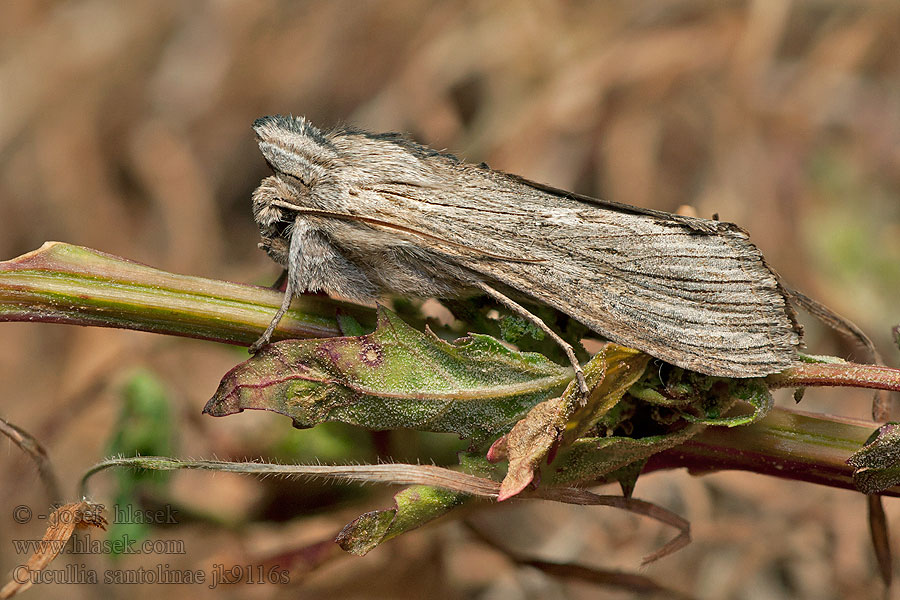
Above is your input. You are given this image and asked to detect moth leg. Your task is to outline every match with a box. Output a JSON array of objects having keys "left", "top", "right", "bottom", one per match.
[
  {"left": 270, "top": 269, "right": 288, "bottom": 292},
  {"left": 250, "top": 216, "right": 306, "bottom": 354},
  {"left": 475, "top": 281, "right": 589, "bottom": 399},
  {"left": 250, "top": 216, "right": 377, "bottom": 354},
  {"left": 249, "top": 266, "right": 297, "bottom": 354}
]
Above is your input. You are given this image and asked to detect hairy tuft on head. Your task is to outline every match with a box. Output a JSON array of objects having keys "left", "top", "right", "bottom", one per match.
[{"left": 254, "top": 115, "right": 338, "bottom": 185}]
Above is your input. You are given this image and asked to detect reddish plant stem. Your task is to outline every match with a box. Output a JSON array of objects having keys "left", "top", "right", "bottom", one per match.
[
  {"left": 767, "top": 362, "right": 900, "bottom": 393},
  {"left": 644, "top": 407, "right": 900, "bottom": 497}
]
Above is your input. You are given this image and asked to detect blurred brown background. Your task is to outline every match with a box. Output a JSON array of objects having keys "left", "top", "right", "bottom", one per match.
[{"left": 1, "top": 1, "right": 899, "bottom": 598}]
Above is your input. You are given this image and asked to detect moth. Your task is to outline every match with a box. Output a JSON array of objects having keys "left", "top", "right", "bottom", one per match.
[{"left": 248, "top": 115, "right": 802, "bottom": 394}]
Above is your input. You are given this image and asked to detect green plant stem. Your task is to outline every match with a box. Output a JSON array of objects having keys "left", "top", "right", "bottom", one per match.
[{"left": 0, "top": 242, "right": 367, "bottom": 345}]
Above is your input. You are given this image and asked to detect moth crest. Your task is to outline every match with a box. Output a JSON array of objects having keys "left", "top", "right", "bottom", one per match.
[{"left": 253, "top": 115, "right": 338, "bottom": 186}]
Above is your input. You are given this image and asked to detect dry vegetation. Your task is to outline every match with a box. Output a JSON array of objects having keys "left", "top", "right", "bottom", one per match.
[{"left": 1, "top": 1, "right": 899, "bottom": 599}]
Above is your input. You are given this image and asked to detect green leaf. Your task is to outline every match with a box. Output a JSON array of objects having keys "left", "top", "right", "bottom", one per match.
[
  {"left": 106, "top": 369, "right": 174, "bottom": 557},
  {"left": 682, "top": 378, "right": 774, "bottom": 427},
  {"left": 336, "top": 312, "right": 369, "bottom": 337},
  {"left": 549, "top": 426, "right": 706, "bottom": 487},
  {"left": 334, "top": 453, "right": 499, "bottom": 555},
  {"left": 848, "top": 422, "right": 900, "bottom": 494},
  {"left": 204, "top": 306, "right": 573, "bottom": 441},
  {"left": 336, "top": 485, "right": 467, "bottom": 555},
  {"left": 627, "top": 367, "right": 774, "bottom": 428}
]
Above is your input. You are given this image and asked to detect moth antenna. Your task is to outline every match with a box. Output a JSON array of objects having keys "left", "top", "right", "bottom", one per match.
[{"left": 269, "top": 201, "right": 545, "bottom": 264}]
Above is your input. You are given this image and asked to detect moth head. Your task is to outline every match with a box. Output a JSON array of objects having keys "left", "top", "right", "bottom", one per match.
[
  {"left": 251, "top": 175, "right": 299, "bottom": 266},
  {"left": 253, "top": 115, "right": 338, "bottom": 187}
]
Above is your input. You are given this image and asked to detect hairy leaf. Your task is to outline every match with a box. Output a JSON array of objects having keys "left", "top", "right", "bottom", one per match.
[
  {"left": 332, "top": 453, "right": 499, "bottom": 555},
  {"left": 336, "top": 484, "right": 469, "bottom": 555},
  {"left": 204, "top": 306, "right": 573, "bottom": 440},
  {"left": 549, "top": 426, "right": 706, "bottom": 487}
]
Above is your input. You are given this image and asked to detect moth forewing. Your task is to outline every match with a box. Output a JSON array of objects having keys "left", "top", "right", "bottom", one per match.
[
  {"left": 457, "top": 210, "right": 800, "bottom": 377},
  {"left": 249, "top": 115, "right": 802, "bottom": 383}
]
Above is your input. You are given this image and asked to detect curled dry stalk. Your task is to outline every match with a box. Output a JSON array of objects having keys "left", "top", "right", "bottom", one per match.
[
  {"left": 0, "top": 417, "right": 61, "bottom": 503},
  {"left": 461, "top": 521, "right": 695, "bottom": 600}
]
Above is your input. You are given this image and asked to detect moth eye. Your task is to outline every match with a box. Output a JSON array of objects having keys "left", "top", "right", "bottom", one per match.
[
  {"left": 269, "top": 199, "right": 292, "bottom": 238},
  {"left": 274, "top": 198, "right": 298, "bottom": 220}
]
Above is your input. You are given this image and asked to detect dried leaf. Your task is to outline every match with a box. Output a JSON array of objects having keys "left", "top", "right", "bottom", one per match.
[
  {"left": 489, "top": 345, "right": 650, "bottom": 500},
  {"left": 0, "top": 418, "right": 60, "bottom": 503},
  {"left": 868, "top": 495, "right": 893, "bottom": 588},
  {"left": 204, "top": 306, "right": 572, "bottom": 440},
  {"left": 489, "top": 396, "right": 571, "bottom": 500},
  {"left": 0, "top": 502, "right": 107, "bottom": 599}
]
